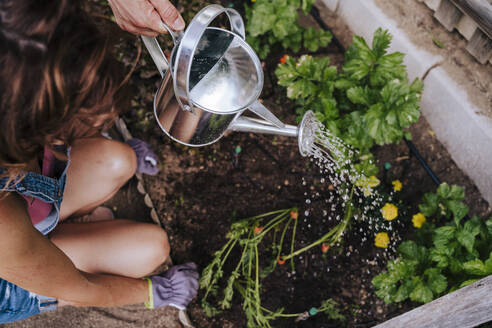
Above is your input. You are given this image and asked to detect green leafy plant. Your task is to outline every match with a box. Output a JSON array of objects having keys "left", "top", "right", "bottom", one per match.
[
  {"left": 373, "top": 183, "right": 492, "bottom": 304},
  {"left": 201, "top": 200, "right": 354, "bottom": 327},
  {"left": 276, "top": 28, "right": 423, "bottom": 155},
  {"left": 419, "top": 182, "right": 467, "bottom": 223},
  {"left": 245, "top": 0, "right": 332, "bottom": 59}
]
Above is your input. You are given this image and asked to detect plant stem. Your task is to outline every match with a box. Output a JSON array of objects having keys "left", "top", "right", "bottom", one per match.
[
  {"left": 253, "top": 210, "right": 290, "bottom": 241},
  {"left": 277, "top": 217, "right": 292, "bottom": 261},
  {"left": 234, "top": 282, "right": 301, "bottom": 318},
  {"left": 290, "top": 217, "right": 298, "bottom": 271},
  {"left": 282, "top": 187, "right": 355, "bottom": 261},
  {"left": 243, "top": 209, "right": 290, "bottom": 221},
  {"left": 220, "top": 239, "right": 238, "bottom": 267},
  {"left": 254, "top": 243, "right": 260, "bottom": 317}
]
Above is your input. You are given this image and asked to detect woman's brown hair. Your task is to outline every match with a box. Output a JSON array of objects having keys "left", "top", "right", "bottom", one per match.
[{"left": 0, "top": 0, "right": 128, "bottom": 180}]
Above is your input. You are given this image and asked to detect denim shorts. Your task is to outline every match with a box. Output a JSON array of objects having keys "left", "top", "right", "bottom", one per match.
[{"left": 0, "top": 146, "right": 69, "bottom": 324}]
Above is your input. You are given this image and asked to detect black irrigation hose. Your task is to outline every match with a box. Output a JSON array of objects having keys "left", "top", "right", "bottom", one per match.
[
  {"left": 404, "top": 138, "right": 441, "bottom": 186},
  {"left": 310, "top": 5, "right": 346, "bottom": 53},
  {"left": 310, "top": 5, "right": 443, "bottom": 188}
]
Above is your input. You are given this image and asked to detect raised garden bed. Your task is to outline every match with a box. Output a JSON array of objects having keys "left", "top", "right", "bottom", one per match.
[
  {"left": 6, "top": 1, "right": 491, "bottom": 328},
  {"left": 115, "top": 0, "right": 491, "bottom": 327}
]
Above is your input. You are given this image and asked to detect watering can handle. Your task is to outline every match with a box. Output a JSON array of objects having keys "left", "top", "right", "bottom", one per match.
[
  {"left": 141, "top": 36, "right": 169, "bottom": 78},
  {"left": 141, "top": 5, "right": 246, "bottom": 112}
]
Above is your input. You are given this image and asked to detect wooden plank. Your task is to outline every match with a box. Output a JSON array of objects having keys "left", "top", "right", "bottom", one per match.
[
  {"left": 451, "top": 0, "right": 492, "bottom": 39},
  {"left": 466, "top": 28, "right": 492, "bottom": 63},
  {"left": 457, "top": 14, "right": 479, "bottom": 40},
  {"left": 424, "top": 0, "right": 444, "bottom": 11},
  {"left": 435, "top": 0, "right": 464, "bottom": 31},
  {"left": 373, "top": 275, "right": 492, "bottom": 328}
]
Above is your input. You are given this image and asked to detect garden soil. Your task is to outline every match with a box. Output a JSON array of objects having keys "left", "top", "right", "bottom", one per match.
[{"left": 3, "top": 1, "right": 491, "bottom": 328}]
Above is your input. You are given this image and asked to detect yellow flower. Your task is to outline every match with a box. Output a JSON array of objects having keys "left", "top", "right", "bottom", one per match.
[
  {"left": 375, "top": 232, "right": 390, "bottom": 248},
  {"left": 392, "top": 180, "right": 402, "bottom": 192},
  {"left": 368, "top": 176, "right": 380, "bottom": 188},
  {"left": 356, "top": 175, "right": 380, "bottom": 196},
  {"left": 412, "top": 213, "right": 426, "bottom": 228},
  {"left": 381, "top": 203, "right": 398, "bottom": 221}
]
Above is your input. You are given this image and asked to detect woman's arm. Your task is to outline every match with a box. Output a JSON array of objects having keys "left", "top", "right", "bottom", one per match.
[{"left": 0, "top": 193, "right": 148, "bottom": 307}]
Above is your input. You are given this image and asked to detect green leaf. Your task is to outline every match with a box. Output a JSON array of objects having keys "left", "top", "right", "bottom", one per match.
[
  {"left": 484, "top": 252, "right": 492, "bottom": 274},
  {"left": 343, "top": 58, "right": 370, "bottom": 80},
  {"left": 410, "top": 281, "right": 434, "bottom": 303},
  {"left": 449, "top": 258, "right": 463, "bottom": 274},
  {"left": 352, "top": 35, "right": 375, "bottom": 61},
  {"left": 433, "top": 226, "right": 456, "bottom": 248},
  {"left": 372, "top": 272, "right": 391, "bottom": 289},
  {"left": 364, "top": 103, "right": 388, "bottom": 144},
  {"left": 433, "top": 38, "right": 446, "bottom": 49},
  {"left": 410, "top": 78, "right": 424, "bottom": 93},
  {"left": 371, "top": 28, "right": 392, "bottom": 58},
  {"left": 419, "top": 193, "right": 439, "bottom": 217},
  {"left": 430, "top": 250, "right": 449, "bottom": 268},
  {"left": 459, "top": 279, "right": 479, "bottom": 288},
  {"left": 463, "top": 219, "right": 481, "bottom": 238},
  {"left": 456, "top": 226, "right": 477, "bottom": 254},
  {"left": 334, "top": 78, "right": 355, "bottom": 90},
  {"left": 347, "top": 86, "right": 370, "bottom": 105},
  {"left": 301, "top": 0, "right": 315, "bottom": 13},
  {"left": 437, "top": 183, "right": 451, "bottom": 198},
  {"left": 449, "top": 185, "right": 465, "bottom": 200},
  {"left": 463, "top": 259, "right": 487, "bottom": 276},
  {"left": 394, "top": 279, "right": 415, "bottom": 302},
  {"left": 424, "top": 268, "right": 447, "bottom": 294},
  {"left": 447, "top": 200, "right": 469, "bottom": 225},
  {"left": 375, "top": 285, "right": 397, "bottom": 304},
  {"left": 398, "top": 241, "right": 419, "bottom": 260},
  {"left": 485, "top": 218, "right": 492, "bottom": 236},
  {"left": 370, "top": 53, "right": 406, "bottom": 87}
]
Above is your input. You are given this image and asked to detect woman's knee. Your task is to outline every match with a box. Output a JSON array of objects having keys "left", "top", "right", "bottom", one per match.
[
  {"left": 138, "top": 225, "right": 171, "bottom": 274},
  {"left": 99, "top": 139, "right": 137, "bottom": 181},
  {"left": 75, "top": 138, "right": 137, "bottom": 183}
]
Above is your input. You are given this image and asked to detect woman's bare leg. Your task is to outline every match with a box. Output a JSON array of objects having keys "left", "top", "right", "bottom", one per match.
[
  {"left": 59, "top": 137, "right": 137, "bottom": 220},
  {"left": 52, "top": 137, "right": 169, "bottom": 278},
  {"left": 50, "top": 220, "right": 170, "bottom": 278}
]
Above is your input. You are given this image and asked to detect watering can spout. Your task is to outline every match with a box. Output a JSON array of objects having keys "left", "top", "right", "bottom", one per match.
[
  {"left": 229, "top": 116, "right": 297, "bottom": 137},
  {"left": 229, "top": 110, "right": 316, "bottom": 157}
]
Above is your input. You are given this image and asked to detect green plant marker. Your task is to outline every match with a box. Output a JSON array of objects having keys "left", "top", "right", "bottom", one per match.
[
  {"left": 309, "top": 307, "right": 318, "bottom": 316},
  {"left": 384, "top": 162, "right": 391, "bottom": 170},
  {"left": 234, "top": 146, "right": 242, "bottom": 154},
  {"left": 227, "top": 3, "right": 234, "bottom": 8}
]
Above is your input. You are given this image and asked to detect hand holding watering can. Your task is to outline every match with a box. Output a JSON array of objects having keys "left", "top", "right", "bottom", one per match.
[
  {"left": 141, "top": 4, "right": 315, "bottom": 152},
  {"left": 108, "top": 0, "right": 185, "bottom": 36}
]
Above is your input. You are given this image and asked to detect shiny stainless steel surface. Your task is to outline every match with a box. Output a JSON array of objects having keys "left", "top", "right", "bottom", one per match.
[
  {"left": 173, "top": 5, "right": 245, "bottom": 113},
  {"left": 229, "top": 117, "right": 297, "bottom": 137},
  {"left": 142, "top": 4, "right": 292, "bottom": 147},
  {"left": 188, "top": 29, "right": 262, "bottom": 114},
  {"left": 297, "top": 110, "right": 316, "bottom": 157},
  {"left": 141, "top": 36, "right": 169, "bottom": 78},
  {"left": 153, "top": 68, "right": 239, "bottom": 147}
]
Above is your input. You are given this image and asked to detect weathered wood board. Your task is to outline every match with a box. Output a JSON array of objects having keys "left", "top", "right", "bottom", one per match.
[{"left": 373, "top": 275, "right": 492, "bottom": 328}]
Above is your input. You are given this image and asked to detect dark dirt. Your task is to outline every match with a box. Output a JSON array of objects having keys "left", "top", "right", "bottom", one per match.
[
  {"left": 4, "top": 1, "right": 491, "bottom": 328},
  {"left": 133, "top": 4, "right": 490, "bottom": 327}
]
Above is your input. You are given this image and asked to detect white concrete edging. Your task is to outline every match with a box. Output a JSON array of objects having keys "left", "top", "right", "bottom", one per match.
[{"left": 321, "top": 0, "right": 492, "bottom": 205}]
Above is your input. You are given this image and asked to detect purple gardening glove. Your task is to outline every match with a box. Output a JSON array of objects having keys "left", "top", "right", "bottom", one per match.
[
  {"left": 145, "top": 262, "right": 199, "bottom": 310},
  {"left": 126, "top": 138, "right": 159, "bottom": 176}
]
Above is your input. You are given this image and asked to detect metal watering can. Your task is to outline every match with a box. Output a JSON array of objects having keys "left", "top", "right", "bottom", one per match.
[{"left": 141, "top": 4, "right": 314, "bottom": 156}]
